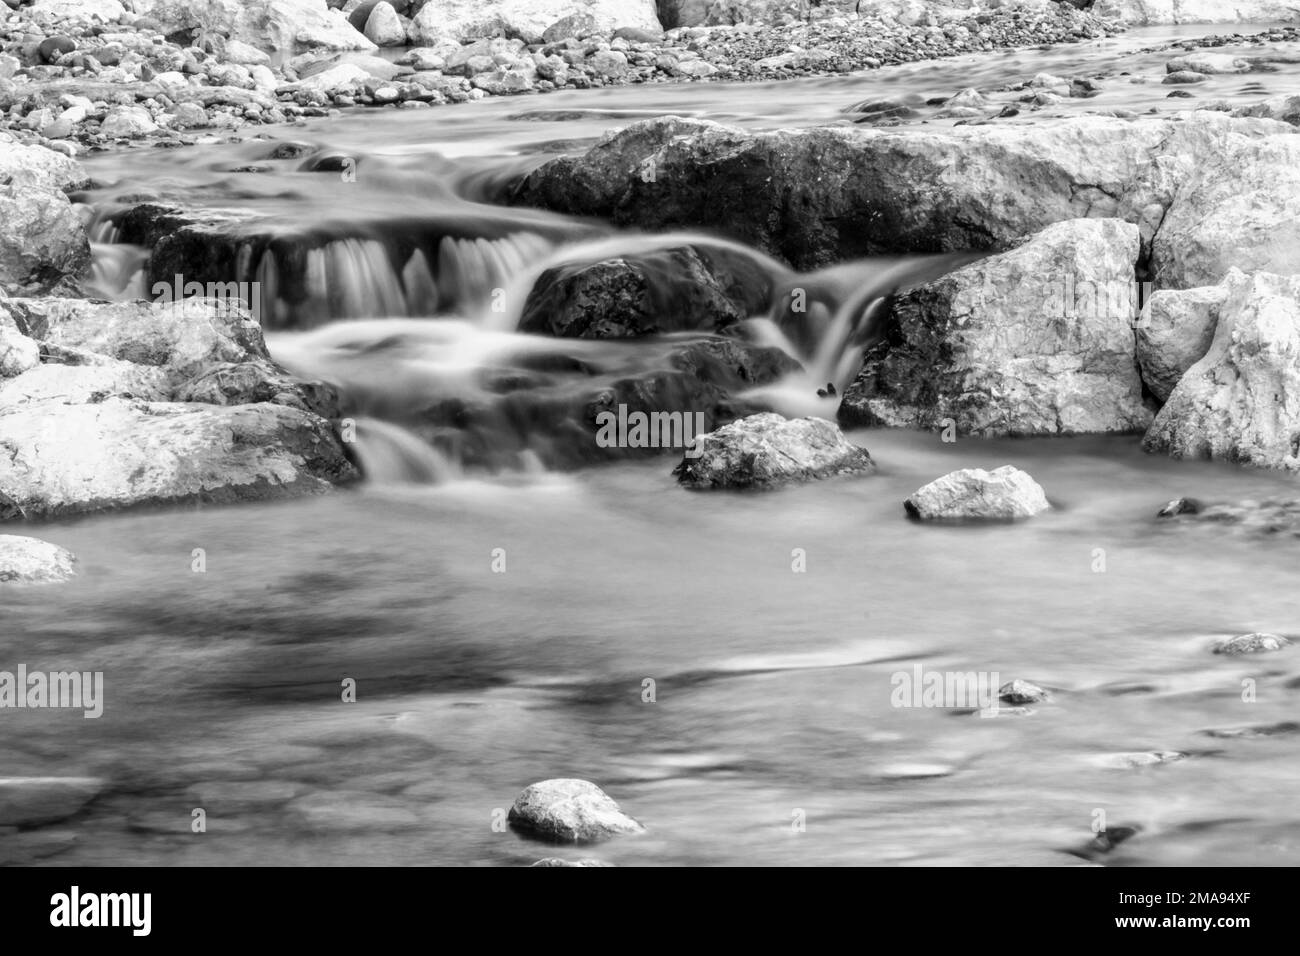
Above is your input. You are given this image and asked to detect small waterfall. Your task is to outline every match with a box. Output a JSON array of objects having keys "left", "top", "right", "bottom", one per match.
[{"left": 349, "top": 416, "right": 459, "bottom": 485}]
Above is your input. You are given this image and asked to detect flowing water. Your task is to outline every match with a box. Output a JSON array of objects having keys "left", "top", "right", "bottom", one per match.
[{"left": 7, "top": 25, "right": 1300, "bottom": 866}]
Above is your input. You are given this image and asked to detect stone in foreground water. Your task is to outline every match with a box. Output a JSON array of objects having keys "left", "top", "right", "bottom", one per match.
[
  {"left": 508, "top": 778, "right": 645, "bottom": 843},
  {"left": 0, "top": 535, "right": 76, "bottom": 584},
  {"left": 673, "top": 413, "right": 874, "bottom": 490},
  {"left": 1213, "top": 633, "right": 1292, "bottom": 655},
  {"left": 905, "top": 466, "right": 1050, "bottom": 520}
]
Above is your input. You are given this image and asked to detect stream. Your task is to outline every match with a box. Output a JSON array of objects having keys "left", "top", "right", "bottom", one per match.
[{"left": 5, "top": 24, "right": 1300, "bottom": 866}]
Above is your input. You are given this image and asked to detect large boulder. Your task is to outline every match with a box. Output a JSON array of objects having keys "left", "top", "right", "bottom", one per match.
[
  {"left": 838, "top": 219, "right": 1153, "bottom": 437},
  {"left": 0, "top": 138, "right": 90, "bottom": 295},
  {"left": 673, "top": 412, "right": 875, "bottom": 489},
  {"left": 1144, "top": 269, "right": 1300, "bottom": 470},
  {"left": 1135, "top": 283, "right": 1228, "bottom": 402},
  {"left": 409, "top": 0, "right": 661, "bottom": 45},
  {"left": 0, "top": 399, "right": 355, "bottom": 520},
  {"left": 1151, "top": 131, "right": 1300, "bottom": 290},
  {"left": 136, "top": 0, "right": 376, "bottom": 58},
  {"left": 1092, "top": 0, "right": 1300, "bottom": 24},
  {"left": 0, "top": 296, "right": 356, "bottom": 520},
  {"left": 518, "top": 245, "right": 774, "bottom": 338},
  {"left": 510, "top": 112, "right": 1297, "bottom": 275},
  {"left": 904, "top": 466, "right": 1051, "bottom": 520},
  {"left": 507, "top": 778, "right": 645, "bottom": 843},
  {"left": 0, "top": 535, "right": 76, "bottom": 583}
]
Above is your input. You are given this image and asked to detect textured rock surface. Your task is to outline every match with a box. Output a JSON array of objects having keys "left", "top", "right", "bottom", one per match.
[
  {"left": 511, "top": 112, "right": 1294, "bottom": 274},
  {"left": 673, "top": 412, "right": 874, "bottom": 489},
  {"left": 518, "top": 245, "right": 773, "bottom": 338},
  {"left": 839, "top": 219, "right": 1151, "bottom": 436},
  {"left": 0, "top": 137, "right": 90, "bottom": 295},
  {"left": 1136, "top": 283, "right": 1229, "bottom": 402},
  {"left": 1144, "top": 270, "right": 1300, "bottom": 470},
  {"left": 137, "top": 0, "right": 376, "bottom": 57},
  {"left": 410, "top": 0, "right": 660, "bottom": 45},
  {"left": 1093, "top": 0, "right": 1300, "bottom": 24},
  {"left": 508, "top": 778, "right": 645, "bottom": 843},
  {"left": 0, "top": 399, "right": 356, "bottom": 519},
  {"left": 904, "top": 466, "right": 1051, "bottom": 520},
  {"left": 0, "top": 534, "right": 76, "bottom": 583},
  {"left": 1213, "top": 633, "right": 1291, "bottom": 655}
]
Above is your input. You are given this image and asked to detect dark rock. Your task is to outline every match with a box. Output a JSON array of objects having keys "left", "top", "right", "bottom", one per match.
[
  {"left": 518, "top": 245, "right": 773, "bottom": 338},
  {"left": 38, "top": 37, "right": 76, "bottom": 65}
]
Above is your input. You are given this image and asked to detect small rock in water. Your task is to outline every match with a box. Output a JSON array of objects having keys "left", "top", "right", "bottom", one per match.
[
  {"left": 508, "top": 779, "right": 645, "bottom": 843},
  {"left": 1066, "top": 824, "right": 1142, "bottom": 862},
  {"left": 0, "top": 536, "right": 77, "bottom": 584},
  {"left": 1163, "top": 70, "right": 1209, "bottom": 84},
  {"left": 815, "top": 382, "right": 837, "bottom": 398},
  {"left": 1089, "top": 751, "right": 1187, "bottom": 769},
  {"left": 999, "top": 679, "right": 1049, "bottom": 705},
  {"left": 673, "top": 413, "right": 875, "bottom": 491},
  {"left": 1202, "top": 721, "right": 1300, "bottom": 739},
  {"left": 1213, "top": 633, "right": 1292, "bottom": 655},
  {"left": 530, "top": 857, "right": 616, "bottom": 866},
  {"left": 1157, "top": 497, "right": 1201, "bottom": 517},
  {"left": 904, "top": 466, "right": 1050, "bottom": 520}
]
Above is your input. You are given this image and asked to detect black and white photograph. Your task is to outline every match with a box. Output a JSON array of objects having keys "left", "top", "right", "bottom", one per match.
[{"left": 0, "top": 0, "right": 1294, "bottom": 916}]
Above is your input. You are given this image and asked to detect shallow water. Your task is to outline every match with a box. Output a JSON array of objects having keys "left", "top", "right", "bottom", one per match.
[{"left": 6, "top": 24, "right": 1300, "bottom": 866}]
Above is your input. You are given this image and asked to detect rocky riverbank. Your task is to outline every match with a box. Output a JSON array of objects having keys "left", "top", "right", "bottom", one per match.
[{"left": 0, "top": 0, "right": 1123, "bottom": 153}]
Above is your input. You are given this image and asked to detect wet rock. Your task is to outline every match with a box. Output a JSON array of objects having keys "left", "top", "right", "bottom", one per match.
[
  {"left": 1156, "top": 496, "right": 1200, "bottom": 517},
  {"left": 1089, "top": 751, "right": 1187, "bottom": 769},
  {"left": 0, "top": 777, "right": 102, "bottom": 827},
  {"left": 1136, "top": 283, "right": 1228, "bottom": 402},
  {"left": 513, "top": 112, "right": 1276, "bottom": 273},
  {"left": 1167, "top": 53, "right": 1252, "bottom": 74},
  {"left": 905, "top": 466, "right": 1050, "bottom": 521},
  {"left": 531, "top": 857, "right": 615, "bottom": 866},
  {"left": 1066, "top": 823, "right": 1141, "bottom": 862},
  {"left": 673, "top": 412, "right": 874, "bottom": 490},
  {"left": 1235, "top": 94, "right": 1300, "bottom": 127},
  {"left": 176, "top": 359, "right": 341, "bottom": 419},
  {"left": 1202, "top": 721, "right": 1300, "bottom": 739},
  {"left": 1, "top": 297, "right": 270, "bottom": 381},
  {"left": 290, "top": 791, "right": 421, "bottom": 830},
  {"left": 0, "top": 399, "right": 357, "bottom": 520},
  {"left": 1144, "top": 270, "right": 1300, "bottom": 470},
  {"left": 838, "top": 219, "right": 1150, "bottom": 436},
  {"left": 1163, "top": 70, "right": 1208, "bottom": 84},
  {"left": 508, "top": 778, "right": 645, "bottom": 843},
  {"left": 0, "top": 535, "right": 76, "bottom": 583},
  {"left": 1213, "top": 633, "right": 1291, "bottom": 655},
  {"left": 999, "top": 679, "right": 1049, "bottom": 704},
  {"left": 518, "top": 245, "right": 772, "bottom": 338}
]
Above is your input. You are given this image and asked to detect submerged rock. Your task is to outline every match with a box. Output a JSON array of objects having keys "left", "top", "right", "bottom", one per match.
[
  {"left": 1088, "top": 751, "right": 1187, "bottom": 769},
  {"left": 1144, "top": 270, "right": 1300, "bottom": 470},
  {"left": 673, "top": 412, "right": 874, "bottom": 490},
  {"left": 0, "top": 777, "right": 102, "bottom": 827},
  {"left": 530, "top": 857, "right": 615, "bottom": 866},
  {"left": 1156, "top": 497, "right": 1300, "bottom": 535},
  {"left": 0, "top": 534, "right": 76, "bottom": 583},
  {"left": 1213, "top": 633, "right": 1292, "bottom": 655},
  {"left": 508, "top": 778, "right": 645, "bottom": 843},
  {"left": 838, "top": 219, "right": 1151, "bottom": 436},
  {"left": 905, "top": 467, "right": 1050, "bottom": 521}
]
